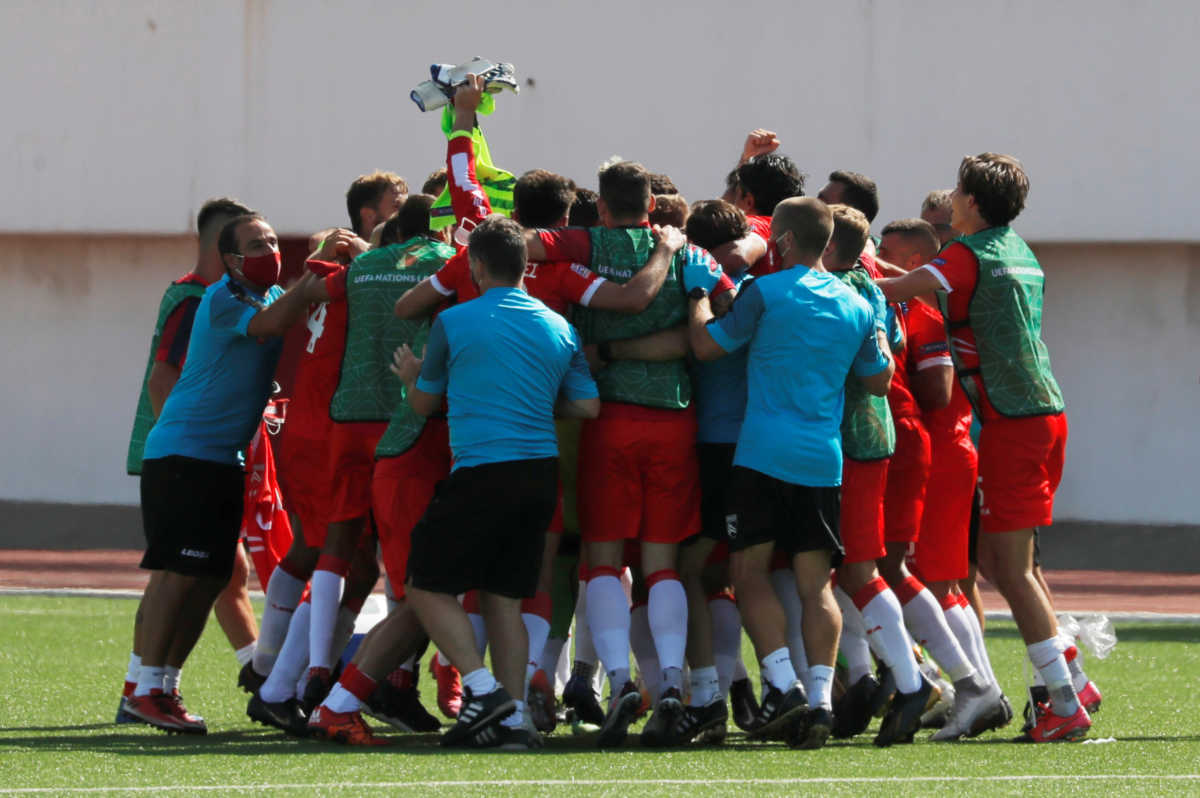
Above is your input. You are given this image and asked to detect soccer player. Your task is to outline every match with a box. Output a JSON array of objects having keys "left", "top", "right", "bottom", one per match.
[
  {"left": 727, "top": 134, "right": 805, "bottom": 277},
  {"left": 821, "top": 205, "right": 933, "bottom": 747},
  {"left": 525, "top": 160, "right": 733, "bottom": 748},
  {"left": 118, "top": 197, "right": 261, "bottom": 724},
  {"left": 878, "top": 153, "right": 1091, "bottom": 742},
  {"left": 817, "top": 171, "right": 880, "bottom": 235},
  {"left": 346, "top": 171, "right": 407, "bottom": 237},
  {"left": 876, "top": 218, "right": 1008, "bottom": 740},
  {"left": 123, "top": 214, "right": 330, "bottom": 733},
  {"left": 394, "top": 215, "right": 600, "bottom": 750},
  {"left": 689, "top": 197, "right": 894, "bottom": 751},
  {"left": 673, "top": 199, "right": 758, "bottom": 744},
  {"left": 920, "top": 190, "right": 958, "bottom": 247}
]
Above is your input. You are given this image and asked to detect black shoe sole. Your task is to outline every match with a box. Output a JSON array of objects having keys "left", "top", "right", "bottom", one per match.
[
  {"left": 874, "top": 680, "right": 932, "bottom": 747},
  {"left": 247, "top": 697, "right": 308, "bottom": 737},
  {"left": 791, "top": 714, "right": 832, "bottom": 750},
  {"left": 749, "top": 704, "right": 811, "bottom": 742},
  {"left": 640, "top": 699, "right": 685, "bottom": 747},
  {"left": 441, "top": 696, "right": 517, "bottom": 747},
  {"left": 597, "top": 691, "right": 641, "bottom": 749}
]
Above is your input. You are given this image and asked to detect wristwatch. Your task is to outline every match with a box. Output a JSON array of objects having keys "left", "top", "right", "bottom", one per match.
[{"left": 688, "top": 286, "right": 709, "bottom": 301}]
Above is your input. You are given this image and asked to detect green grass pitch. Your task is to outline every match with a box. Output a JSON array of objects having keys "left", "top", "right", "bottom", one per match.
[{"left": 0, "top": 595, "right": 1197, "bottom": 797}]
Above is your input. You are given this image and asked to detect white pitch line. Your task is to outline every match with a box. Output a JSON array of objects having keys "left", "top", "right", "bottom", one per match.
[
  {"left": 1, "top": 588, "right": 1198, "bottom": 623},
  {"left": 3, "top": 775, "right": 1200, "bottom": 794}
]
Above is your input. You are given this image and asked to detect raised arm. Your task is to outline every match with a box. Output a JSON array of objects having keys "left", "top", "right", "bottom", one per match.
[{"left": 445, "top": 75, "right": 494, "bottom": 230}]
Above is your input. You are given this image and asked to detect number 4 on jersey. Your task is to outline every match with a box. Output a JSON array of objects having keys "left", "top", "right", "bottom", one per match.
[{"left": 306, "top": 303, "right": 328, "bottom": 353}]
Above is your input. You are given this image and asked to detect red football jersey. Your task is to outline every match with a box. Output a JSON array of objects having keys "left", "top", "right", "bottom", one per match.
[
  {"left": 888, "top": 300, "right": 951, "bottom": 419},
  {"left": 285, "top": 266, "right": 349, "bottom": 440},
  {"left": 432, "top": 251, "right": 604, "bottom": 316},
  {"left": 745, "top": 214, "right": 780, "bottom": 276},
  {"left": 920, "top": 243, "right": 1007, "bottom": 422}
]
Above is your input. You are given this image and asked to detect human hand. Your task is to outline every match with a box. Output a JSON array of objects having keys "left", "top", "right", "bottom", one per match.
[
  {"left": 682, "top": 246, "right": 723, "bottom": 293},
  {"left": 453, "top": 74, "right": 486, "bottom": 115},
  {"left": 740, "top": 129, "right": 780, "bottom": 163},
  {"left": 314, "top": 229, "right": 368, "bottom": 263},
  {"left": 389, "top": 343, "right": 423, "bottom": 386},
  {"left": 652, "top": 224, "right": 687, "bottom": 254}
]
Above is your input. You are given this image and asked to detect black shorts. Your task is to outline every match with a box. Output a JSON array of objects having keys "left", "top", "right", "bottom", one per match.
[
  {"left": 726, "top": 466, "right": 843, "bottom": 565},
  {"left": 697, "top": 443, "right": 736, "bottom": 543},
  {"left": 407, "top": 457, "right": 557, "bottom": 599},
  {"left": 140, "top": 455, "right": 245, "bottom": 580}
]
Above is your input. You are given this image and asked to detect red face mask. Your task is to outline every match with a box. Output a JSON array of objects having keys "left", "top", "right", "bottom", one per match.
[{"left": 237, "top": 250, "right": 282, "bottom": 288}]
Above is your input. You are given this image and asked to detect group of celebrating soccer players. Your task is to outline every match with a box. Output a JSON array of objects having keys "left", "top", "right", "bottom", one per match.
[{"left": 115, "top": 70, "right": 1101, "bottom": 751}]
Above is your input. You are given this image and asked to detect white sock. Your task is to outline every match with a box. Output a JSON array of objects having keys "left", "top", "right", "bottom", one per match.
[
  {"left": 436, "top": 650, "right": 452, "bottom": 667},
  {"left": 572, "top": 585, "right": 598, "bottom": 665},
  {"left": 235, "top": 642, "right": 257, "bottom": 667},
  {"left": 688, "top": 665, "right": 719, "bottom": 707},
  {"left": 586, "top": 574, "right": 632, "bottom": 692},
  {"left": 959, "top": 601, "right": 999, "bottom": 685},
  {"left": 467, "top": 613, "right": 488, "bottom": 658},
  {"left": 860, "top": 586, "right": 922, "bottom": 694},
  {"left": 399, "top": 654, "right": 417, "bottom": 672},
  {"left": 259, "top": 601, "right": 311, "bottom": 703},
  {"left": 1028, "top": 638, "right": 1079, "bottom": 717},
  {"left": 254, "top": 566, "right": 305, "bottom": 676},
  {"left": 501, "top": 698, "right": 527, "bottom": 728},
  {"left": 541, "top": 636, "right": 567, "bottom": 678},
  {"left": 647, "top": 576, "right": 688, "bottom": 673},
  {"left": 462, "top": 667, "right": 498, "bottom": 696},
  {"left": 124, "top": 652, "right": 141, "bottom": 684},
  {"left": 732, "top": 653, "right": 749, "bottom": 682},
  {"left": 807, "top": 664, "right": 835, "bottom": 710},
  {"left": 322, "top": 683, "right": 362, "bottom": 713},
  {"left": 834, "top": 586, "right": 875, "bottom": 684},
  {"left": 944, "top": 601, "right": 995, "bottom": 686},
  {"left": 770, "top": 569, "right": 810, "bottom": 676},
  {"left": 163, "top": 665, "right": 181, "bottom": 693},
  {"left": 760, "top": 646, "right": 797, "bottom": 692},
  {"left": 709, "top": 596, "right": 742, "bottom": 696},
  {"left": 327, "top": 605, "right": 358, "bottom": 668},
  {"left": 1065, "top": 644, "right": 1090, "bottom": 692},
  {"left": 554, "top": 636, "right": 571, "bottom": 693},
  {"left": 522, "top": 612, "right": 551, "bottom": 682},
  {"left": 901, "top": 588, "right": 975, "bottom": 683},
  {"left": 308, "top": 569, "right": 345, "bottom": 670},
  {"left": 135, "top": 665, "right": 165, "bottom": 697},
  {"left": 629, "top": 604, "right": 661, "bottom": 700}
]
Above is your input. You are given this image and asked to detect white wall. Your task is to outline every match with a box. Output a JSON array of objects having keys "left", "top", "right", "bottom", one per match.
[
  {"left": 2, "top": 1, "right": 1198, "bottom": 239},
  {"left": 1, "top": 235, "right": 1197, "bottom": 524},
  {"left": 0, "top": 235, "right": 193, "bottom": 506},
  {"left": 1037, "top": 243, "right": 1200, "bottom": 525}
]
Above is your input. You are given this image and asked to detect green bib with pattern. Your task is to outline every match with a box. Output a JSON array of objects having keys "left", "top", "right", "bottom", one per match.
[
  {"left": 573, "top": 227, "right": 691, "bottom": 409},
  {"left": 834, "top": 267, "right": 896, "bottom": 461},
  {"left": 329, "top": 238, "right": 453, "bottom": 423},
  {"left": 125, "top": 279, "right": 207, "bottom": 475},
  {"left": 941, "top": 226, "right": 1064, "bottom": 418}
]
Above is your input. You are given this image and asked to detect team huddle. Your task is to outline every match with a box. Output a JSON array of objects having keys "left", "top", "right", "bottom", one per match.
[{"left": 115, "top": 69, "right": 1101, "bottom": 752}]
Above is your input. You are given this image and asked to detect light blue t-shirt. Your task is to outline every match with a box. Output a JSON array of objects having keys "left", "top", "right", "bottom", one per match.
[
  {"left": 691, "top": 270, "right": 753, "bottom": 444},
  {"left": 708, "top": 267, "right": 890, "bottom": 487},
  {"left": 144, "top": 275, "right": 284, "bottom": 466},
  {"left": 417, "top": 286, "right": 598, "bottom": 470}
]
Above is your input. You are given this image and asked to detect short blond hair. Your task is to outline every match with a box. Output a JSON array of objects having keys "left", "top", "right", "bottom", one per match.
[{"left": 827, "top": 204, "right": 870, "bottom": 266}]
